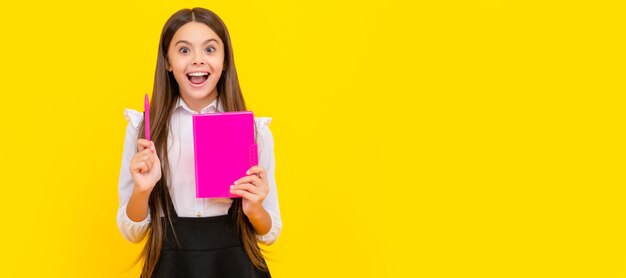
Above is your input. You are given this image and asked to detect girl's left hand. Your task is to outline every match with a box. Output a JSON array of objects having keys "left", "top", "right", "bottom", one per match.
[{"left": 230, "top": 166, "right": 269, "bottom": 217}]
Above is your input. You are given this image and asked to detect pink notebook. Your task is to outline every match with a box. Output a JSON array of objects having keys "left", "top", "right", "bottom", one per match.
[{"left": 192, "top": 111, "right": 258, "bottom": 198}]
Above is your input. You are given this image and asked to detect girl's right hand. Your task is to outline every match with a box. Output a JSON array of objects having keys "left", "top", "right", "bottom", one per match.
[{"left": 129, "top": 139, "right": 162, "bottom": 194}]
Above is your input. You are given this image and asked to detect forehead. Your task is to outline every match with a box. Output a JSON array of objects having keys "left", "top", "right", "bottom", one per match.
[{"left": 171, "top": 21, "right": 222, "bottom": 46}]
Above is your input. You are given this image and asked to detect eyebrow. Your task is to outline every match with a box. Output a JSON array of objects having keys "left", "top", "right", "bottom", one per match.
[{"left": 175, "top": 39, "right": 219, "bottom": 46}]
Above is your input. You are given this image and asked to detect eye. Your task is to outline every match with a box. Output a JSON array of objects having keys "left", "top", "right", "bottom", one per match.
[
  {"left": 205, "top": 47, "right": 216, "bottom": 53},
  {"left": 179, "top": 47, "right": 189, "bottom": 54}
]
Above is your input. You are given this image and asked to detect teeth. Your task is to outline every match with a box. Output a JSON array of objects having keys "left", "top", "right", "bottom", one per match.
[{"left": 187, "top": 72, "right": 208, "bottom": 76}]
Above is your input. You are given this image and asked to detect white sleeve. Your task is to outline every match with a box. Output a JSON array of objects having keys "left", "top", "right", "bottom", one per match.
[
  {"left": 254, "top": 117, "right": 283, "bottom": 245},
  {"left": 116, "top": 109, "right": 151, "bottom": 244}
]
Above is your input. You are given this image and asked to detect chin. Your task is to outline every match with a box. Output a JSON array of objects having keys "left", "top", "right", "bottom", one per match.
[{"left": 183, "top": 88, "right": 215, "bottom": 99}]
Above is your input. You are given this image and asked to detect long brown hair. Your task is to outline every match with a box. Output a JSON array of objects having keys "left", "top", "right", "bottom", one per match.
[{"left": 132, "top": 7, "right": 267, "bottom": 278}]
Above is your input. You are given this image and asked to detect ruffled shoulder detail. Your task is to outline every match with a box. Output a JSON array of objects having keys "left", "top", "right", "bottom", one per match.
[
  {"left": 254, "top": 117, "right": 273, "bottom": 154},
  {"left": 254, "top": 117, "right": 272, "bottom": 131},
  {"left": 124, "top": 108, "right": 144, "bottom": 129}
]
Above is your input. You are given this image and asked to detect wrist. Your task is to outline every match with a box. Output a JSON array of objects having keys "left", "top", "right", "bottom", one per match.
[
  {"left": 132, "top": 187, "right": 152, "bottom": 199},
  {"left": 245, "top": 205, "right": 267, "bottom": 220}
]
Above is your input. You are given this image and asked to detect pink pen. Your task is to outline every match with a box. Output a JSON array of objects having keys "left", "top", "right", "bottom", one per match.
[{"left": 144, "top": 93, "right": 151, "bottom": 141}]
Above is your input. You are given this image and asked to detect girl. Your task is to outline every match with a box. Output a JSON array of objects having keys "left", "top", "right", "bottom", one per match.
[{"left": 116, "top": 7, "right": 281, "bottom": 278}]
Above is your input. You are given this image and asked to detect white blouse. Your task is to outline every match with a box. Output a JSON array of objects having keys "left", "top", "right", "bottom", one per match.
[{"left": 116, "top": 97, "right": 282, "bottom": 245}]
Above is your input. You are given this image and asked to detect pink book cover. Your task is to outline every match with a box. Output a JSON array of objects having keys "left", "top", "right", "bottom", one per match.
[{"left": 192, "top": 111, "right": 258, "bottom": 198}]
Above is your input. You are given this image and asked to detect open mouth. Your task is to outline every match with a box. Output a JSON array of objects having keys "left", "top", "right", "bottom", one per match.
[{"left": 187, "top": 72, "right": 210, "bottom": 86}]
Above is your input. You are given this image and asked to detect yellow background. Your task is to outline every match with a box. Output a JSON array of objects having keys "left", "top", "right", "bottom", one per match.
[{"left": 0, "top": 0, "right": 624, "bottom": 277}]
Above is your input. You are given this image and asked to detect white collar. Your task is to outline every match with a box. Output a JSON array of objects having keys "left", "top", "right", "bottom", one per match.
[{"left": 175, "top": 96, "right": 224, "bottom": 114}]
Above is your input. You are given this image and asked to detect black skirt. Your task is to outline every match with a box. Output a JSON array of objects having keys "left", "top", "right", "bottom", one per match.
[{"left": 149, "top": 194, "right": 271, "bottom": 278}]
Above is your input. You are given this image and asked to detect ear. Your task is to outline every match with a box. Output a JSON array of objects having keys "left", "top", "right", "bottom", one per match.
[{"left": 165, "top": 57, "right": 173, "bottom": 72}]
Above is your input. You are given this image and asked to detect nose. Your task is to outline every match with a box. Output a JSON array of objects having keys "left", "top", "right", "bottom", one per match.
[{"left": 192, "top": 51, "right": 206, "bottom": 66}]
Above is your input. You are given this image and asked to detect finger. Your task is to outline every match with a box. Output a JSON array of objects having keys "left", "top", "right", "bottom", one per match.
[
  {"left": 230, "top": 183, "right": 259, "bottom": 195},
  {"left": 137, "top": 139, "right": 156, "bottom": 152},
  {"left": 140, "top": 150, "right": 159, "bottom": 170},
  {"left": 145, "top": 147, "right": 159, "bottom": 162},
  {"left": 246, "top": 166, "right": 264, "bottom": 175},
  {"left": 131, "top": 160, "right": 150, "bottom": 174},
  {"left": 141, "top": 160, "right": 151, "bottom": 173},
  {"left": 141, "top": 154, "right": 154, "bottom": 168},
  {"left": 131, "top": 149, "right": 153, "bottom": 164},
  {"left": 142, "top": 148, "right": 157, "bottom": 162},
  {"left": 234, "top": 175, "right": 261, "bottom": 186},
  {"left": 131, "top": 150, "right": 154, "bottom": 172},
  {"left": 246, "top": 166, "right": 266, "bottom": 180},
  {"left": 229, "top": 188, "right": 257, "bottom": 201}
]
